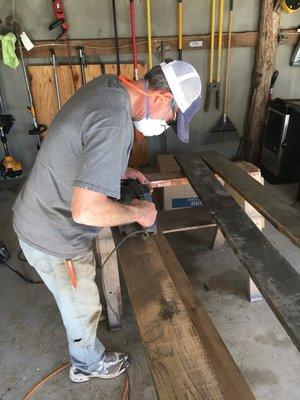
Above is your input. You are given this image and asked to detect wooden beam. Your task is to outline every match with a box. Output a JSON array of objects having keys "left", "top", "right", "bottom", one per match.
[
  {"left": 175, "top": 153, "right": 300, "bottom": 351},
  {"left": 12, "top": 29, "right": 299, "bottom": 58},
  {"left": 244, "top": 1, "right": 281, "bottom": 162},
  {"left": 157, "top": 206, "right": 215, "bottom": 234},
  {"left": 114, "top": 230, "right": 255, "bottom": 399},
  {"left": 200, "top": 151, "right": 300, "bottom": 248}
]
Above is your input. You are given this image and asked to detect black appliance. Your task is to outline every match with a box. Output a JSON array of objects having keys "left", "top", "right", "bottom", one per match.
[{"left": 260, "top": 98, "right": 300, "bottom": 183}]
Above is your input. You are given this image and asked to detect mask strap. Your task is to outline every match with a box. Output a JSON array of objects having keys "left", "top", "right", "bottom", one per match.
[
  {"left": 143, "top": 80, "right": 150, "bottom": 119},
  {"left": 118, "top": 75, "right": 165, "bottom": 101}
]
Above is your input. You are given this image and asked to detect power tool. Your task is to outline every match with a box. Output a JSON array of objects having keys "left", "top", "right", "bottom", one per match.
[
  {"left": 0, "top": 114, "right": 22, "bottom": 179},
  {"left": 119, "top": 179, "right": 157, "bottom": 237},
  {"left": 49, "top": 0, "right": 69, "bottom": 39}
]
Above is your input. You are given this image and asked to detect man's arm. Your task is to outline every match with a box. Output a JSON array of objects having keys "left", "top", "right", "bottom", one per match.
[{"left": 71, "top": 186, "right": 157, "bottom": 228}]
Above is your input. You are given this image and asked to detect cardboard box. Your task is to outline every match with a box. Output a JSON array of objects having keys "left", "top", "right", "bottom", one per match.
[{"left": 157, "top": 155, "right": 201, "bottom": 210}]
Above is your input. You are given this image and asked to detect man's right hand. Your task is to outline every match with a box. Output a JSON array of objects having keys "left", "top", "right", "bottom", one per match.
[{"left": 131, "top": 199, "right": 157, "bottom": 227}]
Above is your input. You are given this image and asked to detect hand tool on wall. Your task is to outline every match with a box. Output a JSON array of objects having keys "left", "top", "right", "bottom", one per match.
[
  {"left": 0, "top": 90, "right": 22, "bottom": 178},
  {"left": 112, "top": 0, "right": 121, "bottom": 75},
  {"left": 209, "top": 0, "right": 238, "bottom": 143},
  {"left": 119, "top": 179, "right": 157, "bottom": 236},
  {"left": 49, "top": 0, "right": 77, "bottom": 92},
  {"left": 49, "top": 48, "right": 62, "bottom": 110},
  {"left": 6, "top": 17, "right": 47, "bottom": 149},
  {"left": 204, "top": 0, "right": 216, "bottom": 112},
  {"left": 204, "top": 0, "right": 224, "bottom": 112},
  {"left": 129, "top": 0, "right": 138, "bottom": 80},
  {"left": 178, "top": 0, "right": 183, "bottom": 60},
  {"left": 49, "top": 0, "right": 69, "bottom": 40},
  {"left": 146, "top": 0, "right": 153, "bottom": 69},
  {"left": 77, "top": 46, "right": 87, "bottom": 85}
]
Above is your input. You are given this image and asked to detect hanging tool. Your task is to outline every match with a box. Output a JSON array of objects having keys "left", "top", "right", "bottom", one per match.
[
  {"left": 119, "top": 179, "right": 157, "bottom": 236},
  {"left": 77, "top": 46, "right": 87, "bottom": 85},
  {"left": 49, "top": 0, "right": 69, "bottom": 40},
  {"left": 146, "top": 0, "right": 153, "bottom": 69},
  {"left": 49, "top": 0, "right": 77, "bottom": 92},
  {"left": 215, "top": 0, "right": 224, "bottom": 110},
  {"left": 178, "top": 0, "right": 183, "bottom": 60},
  {"left": 112, "top": 0, "right": 121, "bottom": 75},
  {"left": 129, "top": 0, "right": 138, "bottom": 80},
  {"left": 49, "top": 48, "right": 61, "bottom": 110},
  {"left": 209, "top": 0, "right": 238, "bottom": 143},
  {"left": 280, "top": 0, "right": 300, "bottom": 13},
  {"left": 204, "top": 0, "right": 216, "bottom": 112},
  {"left": 205, "top": 0, "right": 224, "bottom": 112},
  {"left": 6, "top": 17, "right": 47, "bottom": 149},
  {"left": 0, "top": 89, "right": 22, "bottom": 178}
]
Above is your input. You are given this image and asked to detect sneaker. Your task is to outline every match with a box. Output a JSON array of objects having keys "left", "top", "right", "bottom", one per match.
[{"left": 69, "top": 352, "right": 130, "bottom": 382}]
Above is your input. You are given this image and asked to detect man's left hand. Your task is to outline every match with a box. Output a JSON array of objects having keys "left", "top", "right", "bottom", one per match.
[{"left": 122, "top": 167, "right": 153, "bottom": 193}]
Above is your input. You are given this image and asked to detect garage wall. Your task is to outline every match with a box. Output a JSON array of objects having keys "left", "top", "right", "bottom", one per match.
[{"left": 0, "top": 0, "right": 299, "bottom": 173}]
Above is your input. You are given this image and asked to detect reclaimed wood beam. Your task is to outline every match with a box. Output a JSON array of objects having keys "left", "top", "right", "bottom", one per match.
[
  {"left": 175, "top": 153, "right": 300, "bottom": 351},
  {"left": 200, "top": 151, "right": 300, "bottom": 248},
  {"left": 114, "top": 229, "right": 255, "bottom": 399},
  {"left": 11, "top": 29, "right": 298, "bottom": 58}
]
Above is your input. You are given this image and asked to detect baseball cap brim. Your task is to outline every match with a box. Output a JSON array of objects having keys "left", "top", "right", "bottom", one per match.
[{"left": 172, "top": 95, "right": 202, "bottom": 143}]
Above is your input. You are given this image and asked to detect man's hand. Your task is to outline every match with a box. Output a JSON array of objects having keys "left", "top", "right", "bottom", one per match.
[
  {"left": 122, "top": 167, "right": 153, "bottom": 193},
  {"left": 131, "top": 199, "right": 157, "bottom": 227}
]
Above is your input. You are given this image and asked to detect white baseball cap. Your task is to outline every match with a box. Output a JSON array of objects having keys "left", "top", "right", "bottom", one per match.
[{"left": 160, "top": 60, "right": 202, "bottom": 143}]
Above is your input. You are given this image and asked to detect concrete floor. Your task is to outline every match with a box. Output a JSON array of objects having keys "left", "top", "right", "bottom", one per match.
[{"left": 0, "top": 178, "right": 299, "bottom": 400}]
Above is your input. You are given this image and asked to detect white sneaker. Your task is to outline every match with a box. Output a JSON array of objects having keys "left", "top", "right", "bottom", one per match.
[{"left": 69, "top": 352, "right": 130, "bottom": 382}]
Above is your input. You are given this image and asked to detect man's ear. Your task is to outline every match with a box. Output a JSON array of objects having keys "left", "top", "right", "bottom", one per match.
[{"left": 154, "top": 91, "right": 172, "bottom": 104}]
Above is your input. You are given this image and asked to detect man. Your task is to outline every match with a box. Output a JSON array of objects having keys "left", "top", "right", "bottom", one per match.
[{"left": 12, "top": 60, "right": 202, "bottom": 382}]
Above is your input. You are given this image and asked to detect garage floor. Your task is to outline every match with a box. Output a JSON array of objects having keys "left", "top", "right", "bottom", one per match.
[{"left": 0, "top": 178, "right": 299, "bottom": 400}]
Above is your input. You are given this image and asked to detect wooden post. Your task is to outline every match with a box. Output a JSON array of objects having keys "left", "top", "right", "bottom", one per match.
[
  {"left": 94, "top": 228, "right": 123, "bottom": 331},
  {"left": 245, "top": 1, "right": 281, "bottom": 163}
]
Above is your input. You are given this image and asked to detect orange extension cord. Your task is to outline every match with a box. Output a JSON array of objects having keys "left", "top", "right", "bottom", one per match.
[{"left": 23, "top": 362, "right": 129, "bottom": 400}]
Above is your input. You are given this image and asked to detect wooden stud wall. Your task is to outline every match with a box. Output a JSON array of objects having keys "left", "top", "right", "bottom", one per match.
[{"left": 28, "top": 63, "right": 149, "bottom": 166}]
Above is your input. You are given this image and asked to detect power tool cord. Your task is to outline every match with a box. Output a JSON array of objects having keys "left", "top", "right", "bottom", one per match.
[{"left": 22, "top": 229, "right": 144, "bottom": 400}]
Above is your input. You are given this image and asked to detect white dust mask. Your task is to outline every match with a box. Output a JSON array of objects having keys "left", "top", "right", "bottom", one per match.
[{"left": 133, "top": 118, "right": 169, "bottom": 136}]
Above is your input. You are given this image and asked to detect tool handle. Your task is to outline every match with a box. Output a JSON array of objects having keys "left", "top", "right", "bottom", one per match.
[
  {"left": 49, "top": 18, "right": 64, "bottom": 30},
  {"left": 146, "top": 0, "right": 152, "bottom": 68},
  {"left": 112, "top": 0, "right": 121, "bottom": 75},
  {"left": 230, "top": 0, "right": 234, "bottom": 11},
  {"left": 129, "top": 0, "right": 138, "bottom": 79},
  {"left": 178, "top": 0, "right": 183, "bottom": 60},
  {"left": 209, "top": 0, "right": 216, "bottom": 83}
]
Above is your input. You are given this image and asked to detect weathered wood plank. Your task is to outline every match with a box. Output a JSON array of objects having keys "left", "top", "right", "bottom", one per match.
[
  {"left": 200, "top": 151, "right": 300, "bottom": 248},
  {"left": 11, "top": 29, "right": 299, "bottom": 58},
  {"left": 154, "top": 234, "right": 255, "bottom": 400},
  {"left": 175, "top": 153, "right": 300, "bottom": 351},
  {"left": 115, "top": 230, "right": 254, "bottom": 399},
  {"left": 157, "top": 206, "right": 215, "bottom": 234}
]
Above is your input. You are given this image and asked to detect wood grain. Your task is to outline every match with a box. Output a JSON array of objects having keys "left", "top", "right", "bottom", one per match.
[
  {"left": 157, "top": 206, "right": 215, "bottom": 234},
  {"left": 115, "top": 230, "right": 254, "bottom": 399},
  {"left": 200, "top": 151, "right": 300, "bottom": 248},
  {"left": 28, "top": 62, "right": 148, "bottom": 166},
  {"left": 14, "top": 29, "right": 299, "bottom": 58},
  {"left": 175, "top": 153, "right": 300, "bottom": 352}
]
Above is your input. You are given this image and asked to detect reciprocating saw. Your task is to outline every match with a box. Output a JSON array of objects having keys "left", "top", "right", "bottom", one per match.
[{"left": 118, "top": 179, "right": 157, "bottom": 237}]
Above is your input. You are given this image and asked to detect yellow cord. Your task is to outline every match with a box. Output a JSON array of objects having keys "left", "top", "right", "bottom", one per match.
[{"left": 146, "top": 0, "right": 152, "bottom": 69}]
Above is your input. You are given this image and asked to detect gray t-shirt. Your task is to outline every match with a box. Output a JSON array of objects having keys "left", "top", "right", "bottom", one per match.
[{"left": 13, "top": 75, "right": 134, "bottom": 258}]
